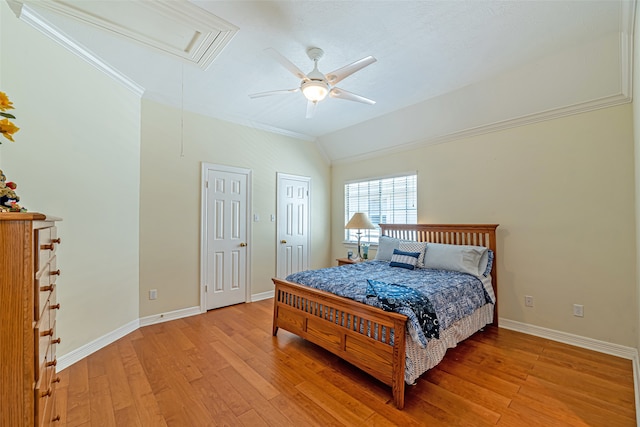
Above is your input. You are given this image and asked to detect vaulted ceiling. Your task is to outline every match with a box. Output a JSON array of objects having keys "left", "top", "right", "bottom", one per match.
[{"left": 11, "top": 0, "right": 635, "bottom": 162}]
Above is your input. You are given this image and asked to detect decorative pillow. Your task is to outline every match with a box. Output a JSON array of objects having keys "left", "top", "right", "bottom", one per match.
[
  {"left": 399, "top": 241, "right": 427, "bottom": 267},
  {"left": 423, "top": 243, "right": 488, "bottom": 276},
  {"left": 374, "top": 235, "right": 400, "bottom": 261},
  {"left": 389, "top": 248, "right": 421, "bottom": 270}
]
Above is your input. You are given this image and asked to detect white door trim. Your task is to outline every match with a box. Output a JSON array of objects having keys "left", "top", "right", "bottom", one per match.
[
  {"left": 200, "top": 162, "right": 252, "bottom": 313},
  {"left": 276, "top": 172, "right": 311, "bottom": 278}
]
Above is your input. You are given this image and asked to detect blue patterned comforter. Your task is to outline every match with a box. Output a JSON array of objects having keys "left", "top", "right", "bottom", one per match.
[{"left": 286, "top": 260, "right": 490, "bottom": 347}]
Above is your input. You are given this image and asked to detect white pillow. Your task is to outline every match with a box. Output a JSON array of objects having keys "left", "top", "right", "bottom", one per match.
[
  {"left": 399, "top": 241, "right": 427, "bottom": 268},
  {"left": 423, "top": 243, "right": 488, "bottom": 276},
  {"left": 374, "top": 236, "right": 400, "bottom": 261}
]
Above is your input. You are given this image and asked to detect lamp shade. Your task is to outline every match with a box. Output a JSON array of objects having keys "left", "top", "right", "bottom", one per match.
[{"left": 345, "top": 212, "right": 376, "bottom": 230}]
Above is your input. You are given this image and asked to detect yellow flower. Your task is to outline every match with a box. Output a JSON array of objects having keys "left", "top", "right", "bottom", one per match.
[
  {"left": 0, "top": 92, "right": 14, "bottom": 112},
  {"left": 0, "top": 118, "right": 19, "bottom": 142}
]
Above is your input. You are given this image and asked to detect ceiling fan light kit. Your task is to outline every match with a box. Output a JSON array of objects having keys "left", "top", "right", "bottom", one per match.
[
  {"left": 249, "top": 46, "right": 377, "bottom": 118},
  {"left": 301, "top": 80, "right": 329, "bottom": 102}
]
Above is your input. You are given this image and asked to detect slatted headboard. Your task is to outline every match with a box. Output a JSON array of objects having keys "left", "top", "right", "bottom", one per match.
[{"left": 379, "top": 223, "right": 499, "bottom": 325}]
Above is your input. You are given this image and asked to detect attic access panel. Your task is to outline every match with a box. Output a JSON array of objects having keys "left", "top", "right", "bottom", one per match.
[{"left": 22, "top": 0, "right": 238, "bottom": 70}]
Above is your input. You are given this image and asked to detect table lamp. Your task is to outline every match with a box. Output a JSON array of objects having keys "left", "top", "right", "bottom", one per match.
[{"left": 345, "top": 212, "right": 376, "bottom": 261}]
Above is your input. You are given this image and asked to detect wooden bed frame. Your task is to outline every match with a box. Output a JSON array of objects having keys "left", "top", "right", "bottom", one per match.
[{"left": 272, "top": 224, "right": 499, "bottom": 409}]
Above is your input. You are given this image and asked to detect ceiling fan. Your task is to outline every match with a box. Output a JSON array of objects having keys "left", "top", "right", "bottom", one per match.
[{"left": 249, "top": 47, "right": 377, "bottom": 118}]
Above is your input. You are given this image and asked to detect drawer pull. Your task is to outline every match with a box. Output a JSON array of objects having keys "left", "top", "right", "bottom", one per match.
[
  {"left": 40, "top": 284, "right": 55, "bottom": 293},
  {"left": 52, "top": 337, "right": 61, "bottom": 345},
  {"left": 51, "top": 303, "right": 61, "bottom": 310},
  {"left": 53, "top": 376, "right": 61, "bottom": 383},
  {"left": 52, "top": 415, "right": 61, "bottom": 422},
  {"left": 40, "top": 388, "right": 52, "bottom": 398},
  {"left": 52, "top": 237, "right": 61, "bottom": 244},
  {"left": 51, "top": 269, "right": 61, "bottom": 276},
  {"left": 46, "top": 359, "right": 57, "bottom": 368},
  {"left": 40, "top": 329, "right": 53, "bottom": 337},
  {"left": 40, "top": 243, "right": 55, "bottom": 250}
]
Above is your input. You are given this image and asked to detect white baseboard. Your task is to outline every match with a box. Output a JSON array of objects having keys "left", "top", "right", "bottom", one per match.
[
  {"left": 251, "top": 290, "right": 274, "bottom": 302},
  {"left": 500, "top": 318, "right": 640, "bottom": 426},
  {"left": 57, "top": 306, "right": 201, "bottom": 372},
  {"left": 499, "top": 318, "right": 638, "bottom": 360},
  {"left": 139, "top": 306, "right": 202, "bottom": 327},
  {"left": 57, "top": 318, "right": 140, "bottom": 372}
]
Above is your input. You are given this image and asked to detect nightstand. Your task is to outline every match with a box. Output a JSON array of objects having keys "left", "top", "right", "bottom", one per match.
[{"left": 336, "top": 257, "right": 360, "bottom": 266}]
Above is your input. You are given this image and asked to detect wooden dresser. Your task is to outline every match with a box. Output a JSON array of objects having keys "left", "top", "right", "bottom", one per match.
[{"left": 0, "top": 213, "right": 62, "bottom": 426}]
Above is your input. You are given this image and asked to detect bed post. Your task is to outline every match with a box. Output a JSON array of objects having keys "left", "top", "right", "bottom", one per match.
[
  {"left": 272, "top": 287, "right": 279, "bottom": 336},
  {"left": 391, "top": 317, "right": 407, "bottom": 409}
]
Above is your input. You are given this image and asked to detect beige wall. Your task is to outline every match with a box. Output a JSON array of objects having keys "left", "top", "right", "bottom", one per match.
[
  {"left": 0, "top": 3, "right": 141, "bottom": 355},
  {"left": 0, "top": 1, "right": 330, "bottom": 353},
  {"left": 332, "top": 104, "right": 636, "bottom": 347},
  {"left": 139, "top": 99, "right": 331, "bottom": 317},
  {"left": 2, "top": 0, "right": 636, "bottom": 359}
]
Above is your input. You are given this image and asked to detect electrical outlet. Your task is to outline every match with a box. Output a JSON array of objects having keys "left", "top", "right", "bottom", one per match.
[
  {"left": 524, "top": 295, "right": 534, "bottom": 307},
  {"left": 573, "top": 304, "right": 584, "bottom": 317},
  {"left": 149, "top": 289, "right": 158, "bottom": 300}
]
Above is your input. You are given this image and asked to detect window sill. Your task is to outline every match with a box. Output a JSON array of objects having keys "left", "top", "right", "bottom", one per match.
[{"left": 342, "top": 241, "right": 379, "bottom": 248}]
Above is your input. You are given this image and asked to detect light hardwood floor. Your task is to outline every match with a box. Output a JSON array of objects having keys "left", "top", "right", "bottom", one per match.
[{"left": 56, "top": 299, "right": 636, "bottom": 426}]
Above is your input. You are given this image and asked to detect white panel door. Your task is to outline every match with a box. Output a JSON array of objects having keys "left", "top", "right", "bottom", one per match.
[
  {"left": 204, "top": 165, "right": 250, "bottom": 310},
  {"left": 276, "top": 173, "right": 310, "bottom": 278}
]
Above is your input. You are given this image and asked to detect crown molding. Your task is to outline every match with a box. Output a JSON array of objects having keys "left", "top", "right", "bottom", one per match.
[
  {"left": 331, "top": 91, "right": 631, "bottom": 165},
  {"left": 17, "top": 4, "right": 145, "bottom": 97},
  {"left": 331, "top": 1, "right": 636, "bottom": 166}
]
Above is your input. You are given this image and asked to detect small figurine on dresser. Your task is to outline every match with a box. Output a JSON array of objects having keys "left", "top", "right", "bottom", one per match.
[{"left": 0, "top": 168, "right": 26, "bottom": 212}]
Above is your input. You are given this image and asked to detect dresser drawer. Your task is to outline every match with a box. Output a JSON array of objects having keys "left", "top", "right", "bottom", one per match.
[
  {"left": 39, "top": 394, "right": 54, "bottom": 427},
  {"left": 36, "top": 227, "right": 52, "bottom": 272},
  {"left": 35, "top": 279, "right": 54, "bottom": 323},
  {"left": 34, "top": 304, "right": 51, "bottom": 382},
  {"left": 43, "top": 336, "right": 60, "bottom": 427},
  {"left": 35, "top": 256, "right": 59, "bottom": 321},
  {"left": 49, "top": 286, "right": 60, "bottom": 328},
  {"left": 49, "top": 321, "right": 60, "bottom": 365},
  {"left": 34, "top": 360, "right": 55, "bottom": 427}
]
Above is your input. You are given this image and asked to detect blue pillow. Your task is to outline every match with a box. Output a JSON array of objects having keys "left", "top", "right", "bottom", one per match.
[{"left": 389, "top": 248, "right": 421, "bottom": 270}]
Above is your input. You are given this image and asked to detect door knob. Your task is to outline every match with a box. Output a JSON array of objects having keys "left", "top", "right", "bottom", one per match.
[
  {"left": 240, "top": 242, "right": 247, "bottom": 247},
  {"left": 280, "top": 240, "right": 287, "bottom": 244}
]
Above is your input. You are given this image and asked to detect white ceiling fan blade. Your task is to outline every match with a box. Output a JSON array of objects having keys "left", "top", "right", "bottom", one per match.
[
  {"left": 248, "top": 88, "right": 299, "bottom": 99},
  {"left": 265, "top": 48, "right": 308, "bottom": 80},
  {"left": 325, "top": 56, "right": 377, "bottom": 85},
  {"left": 306, "top": 100, "right": 318, "bottom": 118},
  {"left": 329, "top": 87, "right": 376, "bottom": 105}
]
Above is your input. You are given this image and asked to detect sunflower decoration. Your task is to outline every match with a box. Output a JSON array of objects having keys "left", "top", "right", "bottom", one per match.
[{"left": 0, "top": 91, "right": 19, "bottom": 143}]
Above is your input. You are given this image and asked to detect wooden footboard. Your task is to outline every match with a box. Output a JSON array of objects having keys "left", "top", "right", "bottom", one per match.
[{"left": 272, "top": 278, "right": 408, "bottom": 409}]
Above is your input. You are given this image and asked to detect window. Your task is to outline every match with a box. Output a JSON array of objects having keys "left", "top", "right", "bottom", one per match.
[{"left": 344, "top": 173, "right": 417, "bottom": 244}]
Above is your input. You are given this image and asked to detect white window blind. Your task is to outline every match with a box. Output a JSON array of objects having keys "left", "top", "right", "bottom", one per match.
[{"left": 344, "top": 173, "right": 417, "bottom": 244}]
